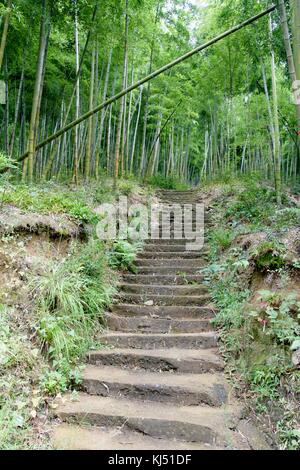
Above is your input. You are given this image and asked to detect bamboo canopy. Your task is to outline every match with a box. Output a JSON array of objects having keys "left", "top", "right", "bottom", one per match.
[{"left": 1, "top": 4, "right": 276, "bottom": 173}]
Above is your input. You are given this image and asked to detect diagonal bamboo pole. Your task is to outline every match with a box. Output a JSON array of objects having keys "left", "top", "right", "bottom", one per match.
[{"left": 2, "top": 4, "right": 276, "bottom": 173}]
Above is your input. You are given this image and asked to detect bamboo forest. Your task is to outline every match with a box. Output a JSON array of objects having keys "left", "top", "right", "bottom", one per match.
[{"left": 0, "top": 0, "right": 299, "bottom": 453}]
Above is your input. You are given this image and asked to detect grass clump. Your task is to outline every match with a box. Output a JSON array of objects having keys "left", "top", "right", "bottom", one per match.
[
  {"left": 1, "top": 184, "right": 98, "bottom": 224},
  {"left": 31, "top": 239, "right": 117, "bottom": 390}
]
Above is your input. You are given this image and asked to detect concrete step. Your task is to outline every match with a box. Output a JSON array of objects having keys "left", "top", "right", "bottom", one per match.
[
  {"left": 55, "top": 393, "right": 242, "bottom": 445},
  {"left": 137, "top": 266, "right": 202, "bottom": 274},
  {"left": 145, "top": 239, "right": 195, "bottom": 245},
  {"left": 52, "top": 424, "right": 219, "bottom": 450},
  {"left": 135, "top": 259, "right": 204, "bottom": 268},
  {"left": 100, "top": 332, "right": 218, "bottom": 349},
  {"left": 118, "top": 293, "right": 211, "bottom": 306},
  {"left": 110, "top": 304, "right": 215, "bottom": 318},
  {"left": 106, "top": 314, "right": 212, "bottom": 333},
  {"left": 144, "top": 244, "right": 209, "bottom": 253},
  {"left": 137, "top": 251, "right": 204, "bottom": 259},
  {"left": 120, "top": 284, "right": 208, "bottom": 296},
  {"left": 82, "top": 365, "right": 228, "bottom": 406},
  {"left": 122, "top": 274, "right": 205, "bottom": 285},
  {"left": 87, "top": 347, "right": 224, "bottom": 373}
]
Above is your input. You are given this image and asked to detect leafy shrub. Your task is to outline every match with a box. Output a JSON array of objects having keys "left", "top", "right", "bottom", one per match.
[
  {"left": 108, "top": 239, "right": 140, "bottom": 272},
  {"left": 209, "top": 228, "right": 233, "bottom": 256},
  {"left": 270, "top": 208, "right": 300, "bottom": 230},
  {"left": 0, "top": 152, "right": 17, "bottom": 174},
  {"left": 250, "top": 290, "right": 300, "bottom": 346},
  {"left": 251, "top": 240, "right": 286, "bottom": 272},
  {"left": 147, "top": 174, "right": 189, "bottom": 190},
  {"left": 225, "top": 182, "right": 282, "bottom": 224}
]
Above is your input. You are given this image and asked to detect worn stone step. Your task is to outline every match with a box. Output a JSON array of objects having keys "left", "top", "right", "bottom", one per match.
[
  {"left": 106, "top": 314, "right": 212, "bottom": 333},
  {"left": 52, "top": 424, "right": 219, "bottom": 450},
  {"left": 138, "top": 251, "right": 204, "bottom": 259},
  {"left": 137, "top": 266, "right": 202, "bottom": 274},
  {"left": 119, "top": 293, "right": 211, "bottom": 306},
  {"left": 100, "top": 332, "right": 218, "bottom": 349},
  {"left": 120, "top": 284, "right": 208, "bottom": 296},
  {"left": 82, "top": 365, "right": 228, "bottom": 406},
  {"left": 145, "top": 238, "right": 194, "bottom": 245},
  {"left": 122, "top": 274, "right": 205, "bottom": 285},
  {"left": 135, "top": 259, "right": 204, "bottom": 268},
  {"left": 87, "top": 347, "right": 224, "bottom": 373},
  {"left": 55, "top": 393, "right": 242, "bottom": 445},
  {"left": 111, "top": 304, "right": 215, "bottom": 319},
  {"left": 144, "top": 244, "right": 209, "bottom": 253}
]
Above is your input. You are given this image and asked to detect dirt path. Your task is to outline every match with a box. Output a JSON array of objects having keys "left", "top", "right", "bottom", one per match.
[{"left": 52, "top": 190, "right": 269, "bottom": 450}]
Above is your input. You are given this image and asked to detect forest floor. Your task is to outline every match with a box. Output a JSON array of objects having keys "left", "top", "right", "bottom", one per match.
[{"left": 0, "top": 176, "right": 299, "bottom": 449}]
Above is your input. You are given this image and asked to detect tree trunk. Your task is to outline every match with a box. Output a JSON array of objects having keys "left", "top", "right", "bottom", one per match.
[
  {"left": 9, "top": 65, "right": 25, "bottom": 157},
  {"left": 95, "top": 49, "right": 112, "bottom": 179},
  {"left": 85, "top": 42, "right": 96, "bottom": 179},
  {"left": 73, "top": 0, "right": 80, "bottom": 184},
  {"left": 114, "top": 0, "right": 129, "bottom": 183},
  {"left": 278, "top": 0, "right": 300, "bottom": 136},
  {"left": 269, "top": 17, "right": 282, "bottom": 204},
  {"left": 26, "top": 0, "right": 50, "bottom": 183},
  {"left": 0, "top": 0, "right": 12, "bottom": 71}
]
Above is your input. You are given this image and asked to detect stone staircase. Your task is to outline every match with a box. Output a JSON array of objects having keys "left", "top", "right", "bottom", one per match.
[{"left": 52, "top": 189, "right": 265, "bottom": 450}]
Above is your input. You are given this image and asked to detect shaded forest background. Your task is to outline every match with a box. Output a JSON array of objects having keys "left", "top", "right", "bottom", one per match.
[{"left": 0, "top": 0, "right": 300, "bottom": 187}]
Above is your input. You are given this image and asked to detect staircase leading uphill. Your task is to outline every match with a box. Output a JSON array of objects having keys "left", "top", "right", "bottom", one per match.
[{"left": 52, "top": 190, "right": 268, "bottom": 450}]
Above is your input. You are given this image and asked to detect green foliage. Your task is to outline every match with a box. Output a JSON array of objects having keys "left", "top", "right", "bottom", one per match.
[
  {"left": 251, "top": 240, "right": 286, "bottom": 272},
  {"left": 250, "top": 291, "right": 300, "bottom": 346},
  {"left": 0, "top": 153, "right": 17, "bottom": 174},
  {"left": 225, "top": 183, "right": 279, "bottom": 224},
  {"left": 108, "top": 239, "right": 140, "bottom": 272},
  {"left": 147, "top": 175, "right": 190, "bottom": 190},
  {"left": 1, "top": 184, "right": 98, "bottom": 224},
  {"left": 32, "top": 239, "right": 116, "bottom": 385},
  {"left": 209, "top": 228, "right": 233, "bottom": 257},
  {"left": 270, "top": 208, "right": 300, "bottom": 230}
]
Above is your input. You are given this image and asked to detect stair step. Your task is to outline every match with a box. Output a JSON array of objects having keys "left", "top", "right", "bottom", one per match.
[
  {"left": 137, "top": 266, "right": 201, "bottom": 274},
  {"left": 87, "top": 347, "right": 224, "bottom": 373},
  {"left": 135, "top": 259, "right": 204, "bottom": 268},
  {"left": 122, "top": 274, "right": 205, "bottom": 285},
  {"left": 100, "top": 332, "right": 218, "bottom": 349},
  {"left": 144, "top": 244, "right": 209, "bottom": 253},
  {"left": 55, "top": 393, "right": 242, "bottom": 445},
  {"left": 138, "top": 251, "right": 204, "bottom": 259},
  {"left": 82, "top": 365, "right": 228, "bottom": 406},
  {"left": 118, "top": 293, "right": 211, "bottom": 307},
  {"left": 118, "top": 293, "right": 211, "bottom": 306},
  {"left": 52, "top": 424, "right": 218, "bottom": 450},
  {"left": 120, "top": 284, "right": 208, "bottom": 296},
  {"left": 106, "top": 314, "right": 212, "bottom": 333},
  {"left": 111, "top": 304, "right": 215, "bottom": 318}
]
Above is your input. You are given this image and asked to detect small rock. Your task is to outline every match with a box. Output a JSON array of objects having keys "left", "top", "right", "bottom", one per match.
[{"left": 292, "top": 350, "right": 300, "bottom": 368}]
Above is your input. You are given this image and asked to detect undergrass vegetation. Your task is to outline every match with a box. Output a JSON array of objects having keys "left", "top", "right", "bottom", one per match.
[
  {"left": 204, "top": 177, "right": 300, "bottom": 450},
  {"left": 0, "top": 179, "right": 146, "bottom": 449}
]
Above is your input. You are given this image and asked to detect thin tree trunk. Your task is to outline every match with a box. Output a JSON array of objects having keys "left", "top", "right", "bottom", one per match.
[
  {"left": 26, "top": 0, "right": 50, "bottom": 183},
  {"left": 9, "top": 65, "right": 25, "bottom": 157},
  {"left": 85, "top": 42, "right": 96, "bottom": 179},
  {"left": 0, "top": 0, "right": 12, "bottom": 71},
  {"left": 95, "top": 49, "right": 112, "bottom": 179},
  {"left": 114, "top": 0, "right": 129, "bottom": 183},
  {"left": 270, "top": 17, "right": 281, "bottom": 204},
  {"left": 73, "top": 0, "right": 80, "bottom": 184}
]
